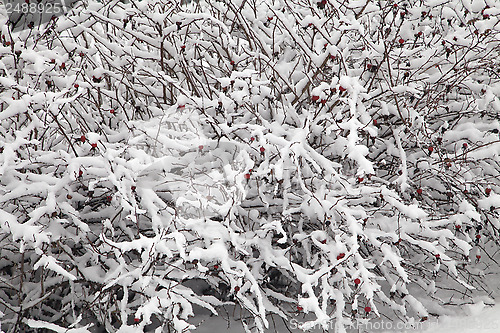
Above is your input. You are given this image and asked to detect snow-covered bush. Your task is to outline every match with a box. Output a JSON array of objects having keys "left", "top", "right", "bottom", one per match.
[{"left": 1, "top": 0, "right": 500, "bottom": 332}]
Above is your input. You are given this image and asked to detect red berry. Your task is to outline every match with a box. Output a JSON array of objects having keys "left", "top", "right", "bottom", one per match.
[
  {"left": 320, "top": 239, "right": 327, "bottom": 244},
  {"left": 337, "top": 253, "right": 345, "bottom": 260},
  {"left": 373, "top": 119, "right": 378, "bottom": 126},
  {"left": 462, "top": 143, "right": 468, "bottom": 149},
  {"left": 78, "top": 170, "right": 83, "bottom": 177},
  {"left": 476, "top": 234, "right": 481, "bottom": 239},
  {"left": 178, "top": 104, "right": 185, "bottom": 109},
  {"left": 260, "top": 147, "right": 265, "bottom": 153},
  {"left": 74, "top": 84, "right": 79, "bottom": 88},
  {"left": 357, "top": 177, "right": 363, "bottom": 183},
  {"left": 483, "top": 14, "right": 489, "bottom": 19},
  {"left": 485, "top": 188, "right": 492, "bottom": 195},
  {"left": 91, "top": 143, "right": 97, "bottom": 148},
  {"left": 234, "top": 286, "right": 240, "bottom": 292},
  {"left": 5, "top": 41, "right": 11, "bottom": 46},
  {"left": 320, "top": 99, "right": 327, "bottom": 104},
  {"left": 80, "top": 135, "right": 86, "bottom": 143},
  {"left": 79, "top": 52, "right": 84, "bottom": 57},
  {"left": 297, "top": 306, "right": 303, "bottom": 311},
  {"left": 418, "top": 31, "right": 423, "bottom": 36},
  {"left": 198, "top": 145, "right": 204, "bottom": 151},
  {"left": 364, "top": 306, "right": 371, "bottom": 313},
  {"left": 110, "top": 109, "right": 115, "bottom": 114},
  {"left": 134, "top": 318, "right": 140, "bottom": 323},
  {"left": 250, "top": 137, "right": 255, "bottom": 142},
  {"left": 339, "top": 86, "right": 346, "bottom": 92},
  {"left": 107, "top": 196, "right": 112, "bottom": 202},
  {"left": 417, "top": 188, "right": 423, "bottom": 195},
  {"left": 268, "top": 16, "right": 273, "bottom": 21},
  {"left": 213, "top": 264, "right": 219, "bottom": 269},
  {"left": 476, "top": 255, "right": 481, "bottom": 260},
  {"left": 399, "top": 38, "right": 405, "bottom": 44},
  {"left": 312, "top": 95, "right": 320, "bottom": 102},
  {"left": 463, "top": 189, "right": 468, "bottom": 194},
  {"left": 435, "top": 254, "right": 440, "bottom": 259},
  {"left": 354, "top": 278, "right": 361, "bottom": 285},
  {"left": 244, "top": 173, "right": 251, "bottom": 180},
  {"left": 60, "top": 63, "right": 65, "bottom": 69},
  {"left": 181, "top": 45, "right": 186, "bottom": 50},
  {"left": 321, "top": 0, "right": 326, "bottom": 4},
  {"left": 131, "top": 186, "right": 136, "bottom": 191},
  {"left": 455, "top": 225, "right": 461, "bottom": 230},
  {"left": 50, "top": 59, "right": 55, "bottom": 63},
  {"left": 428, "top": 146, "right": 434, "bottom": 153}
]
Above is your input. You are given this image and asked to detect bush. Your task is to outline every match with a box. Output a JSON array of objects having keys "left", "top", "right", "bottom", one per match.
[{"left": 1, "top": 0, "right": 499, "bottom": 332}]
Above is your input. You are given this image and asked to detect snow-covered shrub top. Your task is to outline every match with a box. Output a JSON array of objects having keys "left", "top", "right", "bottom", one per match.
[{"left": 0, "top": 0, "right": 499, "bottom": 332}]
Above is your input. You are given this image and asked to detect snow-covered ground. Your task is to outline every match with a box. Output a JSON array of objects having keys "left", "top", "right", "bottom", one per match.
[
  {"left": 420, "top": 303, "right": 500, "bottom": 333},
  {"left": 191, "top": 302, "right": 500, "bottom": 333}
]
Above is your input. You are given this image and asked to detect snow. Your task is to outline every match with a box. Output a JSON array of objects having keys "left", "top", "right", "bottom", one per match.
[
  {"left": 33, "top": 255, "right": 77, "bottom": 281},
  {"left": 24, "top": 320, "right": 92, "bottom": 333},
  {"left": 421, "top": 304, "right": 500, "bottom": 333},
  {"left": 160, "top": 302, "right": 500, "bottom": 333},
  {"left": 1, "top": 0, "right": 500, "bottom": 332}
]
